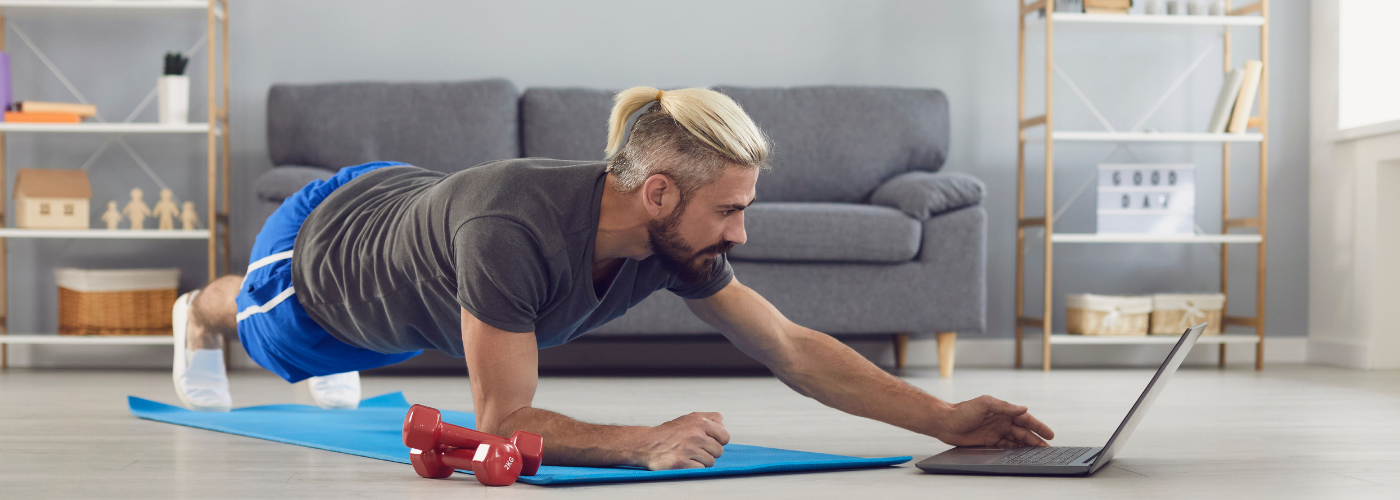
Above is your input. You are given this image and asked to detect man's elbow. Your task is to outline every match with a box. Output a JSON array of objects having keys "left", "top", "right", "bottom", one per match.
[{"left": 477, "top": 406, "right": 530, "bottom": 437}]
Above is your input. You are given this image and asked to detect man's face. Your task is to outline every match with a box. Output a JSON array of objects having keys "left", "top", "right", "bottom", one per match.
[{"left": 647, "top": 166, "right": 757, "bottom": 283}]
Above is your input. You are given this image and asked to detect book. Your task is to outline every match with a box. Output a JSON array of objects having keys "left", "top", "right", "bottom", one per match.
[
  {"left": 1055, "top": 0, "right": 1083, "bottom": 13},
  {"left": 1207, "top": 67, "right": 1246, "bottom": 133},
  {"left": 1226, "top": 60, "right": 1263, "bottom": 133},
  {"left": 15, "top": 101, "right": 97, "bottom": 117},
  {"left": 1085, "top": 0, "right": 1131, "bottom": 12},
  {"left": 4, "top": 111, "right": 82, "bottom": 123}
]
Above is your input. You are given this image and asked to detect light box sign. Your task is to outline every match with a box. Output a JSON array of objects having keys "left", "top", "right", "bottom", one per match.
[{"left": 1096, "top": 164, "right": 1195, "bottom": 235}]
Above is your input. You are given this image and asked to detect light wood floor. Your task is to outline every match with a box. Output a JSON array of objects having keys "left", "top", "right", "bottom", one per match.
[{"left": 2, "top": 364, "right": 1398, "bottom": 499}]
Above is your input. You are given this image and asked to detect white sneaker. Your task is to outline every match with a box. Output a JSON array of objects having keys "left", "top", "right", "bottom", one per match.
[
  {"left": 307, "top": 371, "right": 360, "bottom": 410},
  {"left": 172, "top": 291, "right": 232, "bottom": 412}
]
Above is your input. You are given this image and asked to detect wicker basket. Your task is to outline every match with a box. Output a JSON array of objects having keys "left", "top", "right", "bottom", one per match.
[
  {"left": 1150, "top": 293, "right": 1225, "bottom": 335},
  {"left": 1066, "top": 294, "right": 1152, "bottom": 335},
  {"left": 56, "top": 268, "right": 179, "bottom": 336}
]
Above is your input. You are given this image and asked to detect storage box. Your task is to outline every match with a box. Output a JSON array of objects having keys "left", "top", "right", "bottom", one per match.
[
  {"left": 55, "top": 268, "right": 179, "bottom": 336},
  {"left": 1150, "top": 293, "right": 1225, "bottom": 335},
  {"left": 1066, "top": 294, "right": 1151, "bottom": 335},
  {"left": 1097, "top": 164, "right": 1195, "bottom": 235}
]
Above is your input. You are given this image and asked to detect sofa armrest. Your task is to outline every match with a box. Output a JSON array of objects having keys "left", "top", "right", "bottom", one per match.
[{"left": 868, "top": 171, "right": 985, "bottom": 221}]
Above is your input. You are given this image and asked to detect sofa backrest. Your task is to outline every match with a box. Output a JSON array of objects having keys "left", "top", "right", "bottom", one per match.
[
  {"left": 519, "top": 87, "right": 614, "bottom": 161},
  {"left": 519, "top": 85, "right": 950, "bottom": 203},
  {"left": 266, "top": 79, "right": 521, "bottom": 173},
  {"left": 715, "top": 86, "right": 949, "bottom": 203}
]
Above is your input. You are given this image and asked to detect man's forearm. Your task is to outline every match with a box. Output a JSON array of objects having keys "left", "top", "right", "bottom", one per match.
[
  {"left": 487, "top": 406, "right": 649, "bottom": 467},
  {"left": 772, "top": 326, "right": 952, "bottom": 439},
  {"left": 488, "top": 406, "right": 649, "bottom": 468}
]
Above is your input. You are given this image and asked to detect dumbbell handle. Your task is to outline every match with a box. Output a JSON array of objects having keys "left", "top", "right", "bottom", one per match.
[
  {"left": 437, "top": 422, "right": 503, "bottom": 450},
  {"left": 438, "top": 443, "right": 503, "bottom": 469}
]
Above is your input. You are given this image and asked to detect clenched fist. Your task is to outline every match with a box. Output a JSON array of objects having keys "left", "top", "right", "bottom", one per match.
[{"left": 633, "top": 412, "right": 731, "bottom": 470}]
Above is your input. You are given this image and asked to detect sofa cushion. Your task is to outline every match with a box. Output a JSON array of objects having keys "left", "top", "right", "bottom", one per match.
[
  {"left": 727, "top": 203, "right": 921, "bottom": 263},
  {"left": 869, "top": 171, "right": 985, "bottom": 221},
  {"left": 267, "top": 79, "right": 520, "bottom": 173},
  {"left": 255, "top": 165, "right": 336, "bottom": 204},
  {"left": 520, "top": 88, "right": 614, "bottom": 161},
  {"left": 714, "top": 86, "right": 950, "bottom": 204}
]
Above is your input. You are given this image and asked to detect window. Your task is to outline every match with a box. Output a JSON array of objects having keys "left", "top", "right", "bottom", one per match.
[
  {"left": 39, "top": 202, "right": 50, "bottom": 216},
  {"left": 1339, "top": 0, "right": 1400, "bottom": 130}
]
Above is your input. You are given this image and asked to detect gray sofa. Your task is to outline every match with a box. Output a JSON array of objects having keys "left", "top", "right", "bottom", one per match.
[{"left": 257, "top": 79, "right": 985, "bottom": 375}]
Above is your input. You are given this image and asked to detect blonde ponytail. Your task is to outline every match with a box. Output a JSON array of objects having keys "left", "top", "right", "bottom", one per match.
[{"left": 604, "top": 86, "right": 770, "bottom": 196}]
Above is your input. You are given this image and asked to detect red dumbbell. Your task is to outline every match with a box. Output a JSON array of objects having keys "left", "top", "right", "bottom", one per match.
[
  {"left": 409, "top": 443, "right": 524, "bottom": 486},
  {"left": 402, "top": 404, "right": 544, "bottom": 476}
]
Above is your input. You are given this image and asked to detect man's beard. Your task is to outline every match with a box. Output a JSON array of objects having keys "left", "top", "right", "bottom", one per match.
[{"left": 647, "top": 201, "right": 736, "bottom": 284}]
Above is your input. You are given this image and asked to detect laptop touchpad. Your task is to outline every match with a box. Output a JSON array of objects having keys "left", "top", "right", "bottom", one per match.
[{"left": 923, "top": 447, "right": 1014, "bottom": 465}]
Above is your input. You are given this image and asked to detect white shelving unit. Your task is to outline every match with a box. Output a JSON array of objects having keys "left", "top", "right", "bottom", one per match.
[
  {"left": 0, "top": 334, "right": 174, "bottom": 345},
  {"left": 0, "top": 228, "right": 210, "bottom": 239},
  {"left": 0, "top": 1, "right": 210, "bottom": 9},
  {"left": 1049, "top": 12, "right": 1265, "bottom": 26},
  {"left": 1051, "top": 131, "right": 1263, "bottom": 142},
  {"left": 0, "top": 0, "right": 231, "bottom": 368},
  {"left": 1043, "top": 333, "right": 1261, "bottom": 345},
  {"left": 1015, "top": 1, "right": 1270, "bottom": 370},
  {"left": 1050, "top": 233, "right": 1262, "bottom": 244},
  {"left": 0, "top": 122, "right": 211, "bottom": 133}
]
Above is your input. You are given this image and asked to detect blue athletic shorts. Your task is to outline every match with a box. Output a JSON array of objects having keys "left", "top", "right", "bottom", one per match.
[{"left": 236, "top": 161, "right": 421, "bottom": 383}]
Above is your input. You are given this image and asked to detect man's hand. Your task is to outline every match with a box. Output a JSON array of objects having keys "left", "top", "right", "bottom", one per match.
[
  {"left": 935, "top": 395, "right": 1054, "bottom": 448},
  {"left": 630, "top": 412, "right": 730, "bottom": 470}
]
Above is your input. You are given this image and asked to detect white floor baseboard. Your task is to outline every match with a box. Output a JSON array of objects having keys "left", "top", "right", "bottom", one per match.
[
  {"left": 1, "top": 335, "right": 1311, "bottom": 371},
  {"left": 1306, "top": 337, "right": 1372, "bottom": 369},
  {"left": 900, "top": 336, "right": 1309, "bottom": 368}
]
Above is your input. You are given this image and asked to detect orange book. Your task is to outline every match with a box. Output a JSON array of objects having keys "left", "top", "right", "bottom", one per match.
[{"left": 4, "top": 111, "right": 82, "bottom": 123}]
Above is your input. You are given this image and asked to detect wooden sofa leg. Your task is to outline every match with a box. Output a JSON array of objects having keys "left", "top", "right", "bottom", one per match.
[
  {"left": 936, "top": 332, "right": 957, "bottom": 378},
  {"left": 893, "top": 333, "right": 909, "bottom": 369}
]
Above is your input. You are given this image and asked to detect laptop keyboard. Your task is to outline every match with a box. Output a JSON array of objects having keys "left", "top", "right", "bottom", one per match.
[{"left": 996, "top": 447, "right": 1094, "bottom": 466}]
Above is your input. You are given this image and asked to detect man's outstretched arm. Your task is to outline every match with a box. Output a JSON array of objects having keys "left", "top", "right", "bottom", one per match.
[
  {"left": 684, "top": 280, "right": 1055, "bottom": 448},
  {"left": 460, "top": 307, "right": 730, "bottom": 470}
]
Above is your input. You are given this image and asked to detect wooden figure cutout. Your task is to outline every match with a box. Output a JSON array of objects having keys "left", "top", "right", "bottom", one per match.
[
  {"left": 101, "top": 201, "right": 122, "bottom": 230},
  {"left": 153, "top": 188, "right": 180, "bottom": 230},
  {"left": 180, "top": 201, "right": 198, "bottom": 230},
  {"left": 123, "top": 188, "right": 151, "bottom": 230}
]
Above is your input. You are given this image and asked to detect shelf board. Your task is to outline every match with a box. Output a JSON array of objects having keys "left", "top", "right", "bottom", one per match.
[
  {"left": 1049, "top": 13, "right": 1265, "bottom": 26},
  {"left": 1050, "top": 131, "right": 1263, "bottom": 143},
  {"left": 0, "top": 122, "right": 211, "bottom": 134},
  {"left": 1050, "top": 233, "right": 1262, "bottom": 244},
  {"left": 0, "top": 228, "right": 209, "bottom": 239},
  {"left": 0, "top": 1, "right": 207, "bottom": 9},
  {"left": 1034, "top": 333, "right": 1261, "bottom": 345},
  {"left": 0, "top": 334, "right": 173, "bottom": 345}
]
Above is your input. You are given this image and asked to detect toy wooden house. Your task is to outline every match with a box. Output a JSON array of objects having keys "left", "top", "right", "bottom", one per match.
[{"left": 14, "top": 169, "right": 92, "bottom": 229}]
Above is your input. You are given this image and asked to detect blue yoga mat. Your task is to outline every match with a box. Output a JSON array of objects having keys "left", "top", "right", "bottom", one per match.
[{"left": 128, "top": 392, "right": 910, "bottom": 485}]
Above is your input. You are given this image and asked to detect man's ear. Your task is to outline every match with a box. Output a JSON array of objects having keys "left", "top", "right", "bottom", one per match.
[{"left": 641, "top": 173, "right": 679, "bottom": 217}]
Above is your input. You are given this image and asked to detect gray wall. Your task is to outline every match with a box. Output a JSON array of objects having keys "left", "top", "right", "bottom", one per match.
[{"left": 4, "top": 1, "right": 1309, "bottom": 345}]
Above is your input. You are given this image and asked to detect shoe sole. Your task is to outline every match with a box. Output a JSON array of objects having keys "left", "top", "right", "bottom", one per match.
[{"left": 308, "top": 373, "right": 361, "bottom": 410}]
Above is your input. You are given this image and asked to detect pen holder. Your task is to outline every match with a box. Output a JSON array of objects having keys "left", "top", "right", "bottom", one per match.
[{"left": 158, "top": 74, "right": 189, "bottom": 124}]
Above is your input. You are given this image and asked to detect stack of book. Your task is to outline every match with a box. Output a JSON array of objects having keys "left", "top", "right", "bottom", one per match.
[
  {"left": 4, "top": 101, "right": 97, "bottom": 123},
  {"left": 1084, "top": 0, "right": 1131, "bottom": 14},
  {"left": 1206, "top": 60, "right": 1264, "bottom": 134}
]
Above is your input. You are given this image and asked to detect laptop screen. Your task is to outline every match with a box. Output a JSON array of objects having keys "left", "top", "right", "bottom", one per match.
[{"left": 1090, "top": 323, "right": 1206, "bottom": 471}]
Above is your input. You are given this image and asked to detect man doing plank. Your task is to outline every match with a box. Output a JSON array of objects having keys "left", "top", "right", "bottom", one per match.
[{"left": 172, "top": 87, "right": 1054, "bottom": 470}]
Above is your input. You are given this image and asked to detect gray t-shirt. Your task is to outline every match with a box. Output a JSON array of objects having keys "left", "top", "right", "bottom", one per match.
[{"left": 291, "top": 158, "right": 733, "bottom": 357}]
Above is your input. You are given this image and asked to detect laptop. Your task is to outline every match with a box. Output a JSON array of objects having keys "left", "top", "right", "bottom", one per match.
[{"left": 916, "top": 323, "right": 1206, "bottom": 476}]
